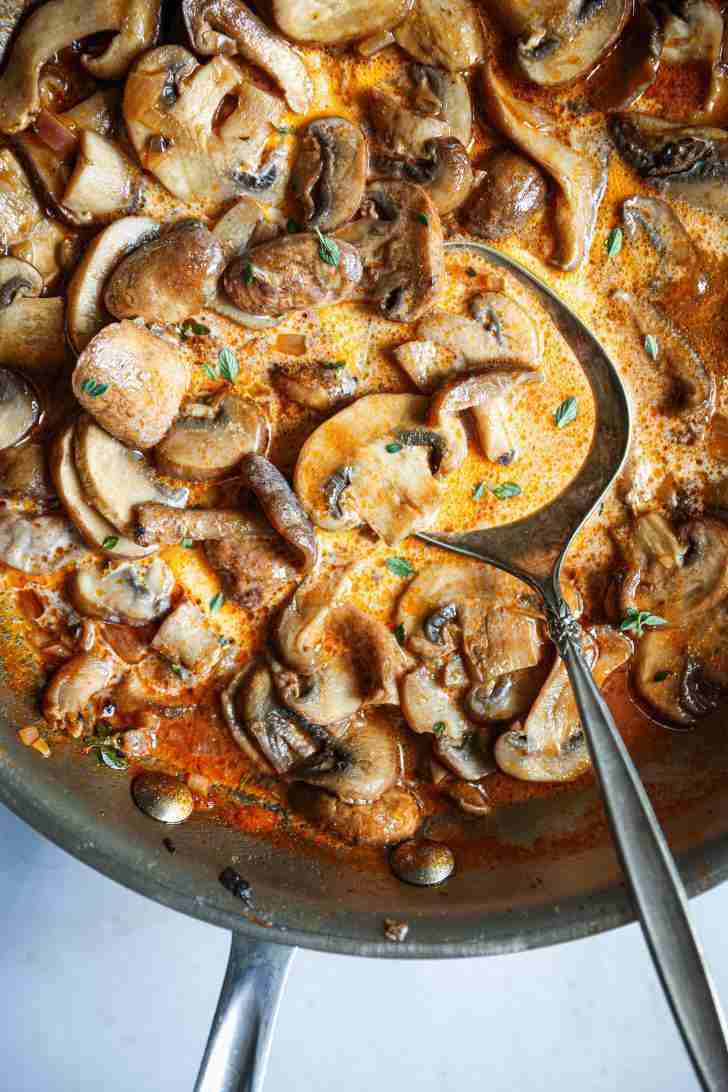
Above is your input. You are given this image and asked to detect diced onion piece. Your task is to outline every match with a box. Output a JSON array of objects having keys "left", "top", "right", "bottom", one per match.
[
  {"left": 275, "top": 333, "right": 307, "bottom": 356},
  {"left": 35, "top": 109, "right": 78, "bottom": 157},
  {"left": 18, "top": 725, "right": 40, "bottom": 746}
]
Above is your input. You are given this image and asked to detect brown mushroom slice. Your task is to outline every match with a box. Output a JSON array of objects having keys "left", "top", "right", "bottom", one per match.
[
  {"left": 152, "top": 600, "right": 221, "bottom": 675},
  {"left": 461, "top": 147, "right": 547, "bottom": 243},
  {"left": 292, "top": 708, "right": 401, "bottom": 804},
  {"left": 400, "top": 665, "right": 471, "bottom": 743},
  {"left": 223, "top": 232, "right": 363, "bottom": 317},
  {"left": 662, "top": 0, "right": 723, "bottom": 72},
  {"left": 123, "top": 47, "right": 286, "bottom": 212},
  {"left": 212, "top": 196, "right": 265, "bottom": 262},
  {"left": 105, "top": 220, "right": 224, "bottom": 325},
  {"left": 239, "top": 452, "right": 318, "bottom": 573},
  {"left": 632, "top": 627, "right": 691, "bottom": 726},
  {"left": 74, "top": 417, "right": 188, "bottom": 536},
  {"left": 408, "top": 63, "right": 472, "bottom": 148},
  {"left": 434, "top": 724, "right": 494, "bottom": 780},
  {"left": 289, "top": 781, "right": 420, "bottom": 846},
  {"left": 69, "top": 557, "right": 174, "bottom": 625},
  {"left": 66, "top": 216, "right": 160, "bottom": 354},
  {"left": 0, "top": 0, "right": 161, "bottom": 134},
  {"left": 292, "top": 118, "right": 368, "bottom": 232},
  {"left": 268, "top": 0, "right": 412, "bottom": 45},
  {"left": 133, "top": 504, "right": 256, "bottom": 546},
  {"left": 368, "top": 88, "right": 451, "bottom": 156},
  {"left": 49, "top": 420, "right": 155, "bottom": 559},
  {"left": 482, "top": 61, "right": 607, "bottom": 272},
  {"left": 0, "top": 511, "right": 86, "bottom": 574},
  {"left": 512, "top": 0, "right": 630, "bottom": 87},
  {"left": 430, "top": 365, "right": 543, "bottom": 426},
  {"left": 458, "top": 601, "right": 545, "bottom": 686},
  {"left": 272, "top": 361, "right": 357, "bottom": 411},
  {"left": 621, "top": 195, "right": 712, "bottom": 311},
  {"left": 0, "top": 256, "right": 67, "bottom": 373},
  {"left": 72, "top": 321, "right": 190, "bottom": 450},
  {"left": 372, "top": 136, "right": 473, "bottom": 215},
  {"left": 275, "top": 565, "right": 358, "bottom": 673},
  {"left": 587, "top": 7, "right": 663, "bottom": 112},
  {"left": 52, "top": 132, "right": 142, "bottom": 228},
  {"left": 43, "top": 646, "right": 124, "bottom": 734},
  {"left": 336, "top": 180, "right": 443, "bottom": 322},
  {"left": 614, "top": 290, "right": 716, "bottom": 442},
  {"left": 0, "top": 441, "right": 53, "bottom": 500},
  {"left": 294, "top": 393, "right": 466, "bottom": 542},
  {"left": 0, "top": 366, "right": 40, "bottom": 450},
  {"left": 393, "top": 0, "right": 485, "bottom": 72},
  {"left": 183, "top": 0, "right": 313, "bottom": 114},
  {"left": 466, "top": 663, "right": 549, "bottom": 723},
  {"left": 154, "top": 393, "right": 268, "bottom": 482}
]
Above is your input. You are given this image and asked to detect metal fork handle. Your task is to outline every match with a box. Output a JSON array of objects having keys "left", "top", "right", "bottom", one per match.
[
  {"left": 194, "top": 934, "right": 295, "bottom": 1092},
  {"left": 554, "top": 611, "right": 728, "bottom": 1091}
]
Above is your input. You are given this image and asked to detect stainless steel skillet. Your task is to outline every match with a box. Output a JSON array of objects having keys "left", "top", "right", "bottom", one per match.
[{"left": 3, "top": 247, "right": 728, "bottom": 1092}]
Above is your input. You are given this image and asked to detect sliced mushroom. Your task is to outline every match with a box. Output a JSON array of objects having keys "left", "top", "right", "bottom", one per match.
[
  {"left": 292, "top": 708, "right": 401, "bottom": 804},
  {"left": 49, "top": 420, "right": 156, "bottom": 558},
  {"left": 105, "top": 219, "right": 224, "bottom": 324},
  {"left": 482, "top": 61, "right": 607, "bottom": 271},
  {"left": 43, "top": 644, "right": 124, "bottom": 734},
  {"left": 292, "top": 118, "right": 368, "bottom": 232},
  {"left": 0, "top": 510, "right": 86, "bottom": 573},
  {"left": 268, "top": 0, "right": 412, "bottom": 45},
  {"left": 495, "top": 626, "right": 631, "bottom": 782},
  {"left": 0, "top": 0, "right": 161, "bottom": 133},
  {"left": 152, "top": 600, "right": 221, "bottom": 675},
  {"left": 466, "top": 663, "right": 549, "bottom": 722},
  {"left": 289, "top": 782, "right": 421, "bottom": 846},
  {"left": 66, "top": 217, "right": 160, "bottom": 354},
  {"left": 369, "top": 88, "right": 450, "bottom": 156},
  {"left": 0, "top": 256, "right": 67, "bottom": 373},
  {"left": 223, "top": 658, "right": 323, "bottom": 773},
  {"left": 458, "top": 602, "right": 545, "bottom": 688},
  {"left": 587, "top": 6, "right": 663, "bottom": 112},
  {"left": 73, "top": 416, "right": 188, "bottom": 535},
  {"left": 371, "top": 136, "right": 473, "bottom": 215},
  {"left": 433, "top": 724, "right": 494, "bottom": 780},
  {"left": 461, "top": 148, "right": 547, "bottom": 242},
  {"left": 182, "top": 0, "right": 313, "bottom": 114},
  {"left": 509, "top": 0, "right": 630, "bottom": 87},
  {"left": 294, "top": 392, "right": 466, "bottom": 542},
  {"left": 72, "top": 320, "right": 190, "bottom": 449},
  {"left": 662, "top": 0, "right": 723, "bottom": 69},
  {"left": 272, "top": 361, "right": 357, "bottom": 411},
  {"left": 154, "top": 392, "right": 269, "bottom": 481},
  {"left": 275, "top": 565, "right": 358, "bottom": 673},
  {"left": 123, "top": 46, "right": 286, "bottom": 212},
  {"left": 54, "top": 132, "right": 143, "bottom": 228},
  {"left": 609, "top": 112, "right": 728, "bottom": 215},
  {"left": 133, "top": 503, "right": 256, "bottom": 546},
  {"left": 69, "top": 557, "right": 174, "bottom": 625},
  {"left": 0, "top": 366, "right": 40, "bottom": 450},
  {"left": 336, "top": 180, "right": 443, "bottom": 322},
  {"left": 212, "top": 196, "right": 267, "bottom": 262},
  {"left": 621, "top": 195, "right": 713, "bottom": 311},
  {"left": 429, "top": 366, "right": 543, "bottom": 427},
  {"left": 408, "top": 63, "right": 472, "bottom": 148},
  {"left": 0, "top": 441, "right": 54, "bottom": 500},
  {"left": 614, "top": 290, "right": 716, "bottom": 442},
  {"left": 113, "top": 652, "right": 197, "bottom": 714},
  {"left": 393, "top": 0, "right": 485, "bottom": 72},
  {"left": 400, "top": 665, "right": 471, "bottom": 742},
  {"left": 239, "top": 453, "right": 318, "bottom": 573},
  {"left": 223, "top": 232, "right": 363, "bottom": 317},
  {"left": 205, "top": 529, "right": 298, "bottom": 609}
]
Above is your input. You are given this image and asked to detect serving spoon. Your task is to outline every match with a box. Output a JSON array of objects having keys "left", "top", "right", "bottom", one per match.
[{"left": 416, "top": 241, "right": 728, "bottom": 1091}]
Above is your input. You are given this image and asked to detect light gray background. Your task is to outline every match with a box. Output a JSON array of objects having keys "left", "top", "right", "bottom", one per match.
[{"left": 2, "top": 801, "right": 723, "bottom": 1092}]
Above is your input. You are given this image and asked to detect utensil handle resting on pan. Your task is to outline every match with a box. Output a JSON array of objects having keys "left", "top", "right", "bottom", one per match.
[
  {"left": 546, "top": 594, "right": 728, "bottom": 1092},
  {"left": 194, "top": 934, "right": 295, "bottom": 1092}
]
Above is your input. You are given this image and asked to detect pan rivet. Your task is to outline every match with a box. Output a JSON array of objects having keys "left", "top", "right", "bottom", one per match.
[
  {"left": 390, "top": 839, "right": 454, "bottom": 886},
  {"left": 132, "top": 772, "right": 193, "bottom": 824}
]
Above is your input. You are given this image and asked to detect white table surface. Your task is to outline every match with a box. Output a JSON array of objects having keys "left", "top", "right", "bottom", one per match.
[{"left": 2, "top": 800, "right": 724, "bottom": 1092}]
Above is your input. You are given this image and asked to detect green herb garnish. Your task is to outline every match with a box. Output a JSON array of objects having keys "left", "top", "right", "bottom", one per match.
[
  {"left": 414, "top": 212, "right": 429, "bottom": 226},
  {"left": 323, "top": 360, "right": 345, "bottom": 370},
  {"left": 554, "top": 396, "right": 578, "bottom": 429},
  {"left": 644, "top": 334, "right": 659, "bottom": 361},
  {"left": 491, "top": 482, "right": 521, "bottom": 500},
  {"left": 169, "top": 663, "right": 184, "bottom": 678},
  {"left": 204, "top": 362, "right": 219, "bottom": 381},
  {"left": 102, "top": 535, "right": 119, "bottom": 550},
  {"left": 286, "top": 217, "right": 301, "bottom": 234},
  {"left": 242, "top": 262, "right": 256, "bottom": 285},
  {"left": 386, "top": 557, "right": 414, "bottom": 579},
  {"left": 606, "top": 227, "right": 623, "bottom": 259},
  {"left": 315, "top": 226, "right": 340, "bottom": 267},
  {"left": 394, "top": 622, "right": 406, "bottom": 646},
  {"left": 472, "top": 481, "right": 486, "bottom": 500},
  {"left": 209, "top": 591, "right": 225, "bottom": 613},
  {"left": 181, "top": 537, "right": 193, "bottom": 548},
  {"left": 432, "top": 721, "right": 446, "bottom": 737},
  {"left": 273, "top": 124, "right": 293, "bottom": 134},
  {"left": 619, "top": 608, "right": 667, "bottom": 638},
  {"left": 180, "top": 319, "right": 210, "bottom": 337},
  {"left": 219, "top": 347, "right": 239, "bottom": 382},
  {"left": 81, "top": 378, "right": 108, "bottom": 398},
  {"left": 385, "top": 441, "right": 403, "bottom": 453},
  {"left": 98, "top": 746, "right": 128, "bottom": 771},
  {"left": 653, "top": 670, "right": 672, "bottom": 682}
]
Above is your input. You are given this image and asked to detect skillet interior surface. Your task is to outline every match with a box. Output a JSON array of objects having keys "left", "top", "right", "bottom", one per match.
[{"left": 3, "top": 673, "right": 728, "bottom": 959}]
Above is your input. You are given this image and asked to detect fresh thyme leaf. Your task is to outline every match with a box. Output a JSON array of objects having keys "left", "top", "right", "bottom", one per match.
[
  {"left": 394, "top": 622, "right": 406, "bottom": 646},
  {"left": 385, "top": 441, "right": 403, "bottom": 453},
  {"left": 242, "top": 262, "right": 255, "bottom": 285},
  {"left": 323, "top": 360, "right": 345, "bottom": 370},
  {"left": 491, "top": 482, "right": 521, "bottom": 500},
  {"left": 653, "top": 670, "right": 671, "bottom": 682},
  {"left": 273, "top": 124, "right": 293, "bottom": 134},
  {"left": 414, "top": 211, "right": 429, "bottom": 226},
  {"left": 98, "top": 746, "right": 128, "bottom": 771},
  {"left": 606, "top": 227, "right": 623, "bottom": 259},
  {"left": 386, "top": 557, "right": 414, "bottom": 578},
  {"left": 644, "top": 334, "right": 659, "bottom": 361},
  {"left": 102, "top": 535, "right": 119, "bottom": 550},
  {"left": 219, "top": 347, "right": 239, "bottom": 382},
  {"left": 181, "top": 319, "right": 210, "bottom": 337},
  {"left": 209, "top": 591, "right": 225, "bottom": 613},
  {"left": 286, "top": 217, "right": 301, "bottom": 234},
  {"left": 432, "top": 721, "right": 446, "bottom": 737},
  {"left": 315, "top": 226, "right": 340, "bottom": 267},
  {"left": 554, "top": 396, "right": 578, "bottom": 429},
  {"left": 181, "top": 537, "right": 193, "bottom": 548},
  {"left": 81, "top": 378, "right": 108, "bottom": 398},
  {"left": 472, "top": 481, "right": 486, "bottom": 500},
  {"left": 204, "top": 362, "right": 219, "bottom": 381},
  {"left": 169, "top": 662, "right": 184, "bottom": 677},
  {"left": 619, "top": 607, "right": 667, "bottom": 638}
]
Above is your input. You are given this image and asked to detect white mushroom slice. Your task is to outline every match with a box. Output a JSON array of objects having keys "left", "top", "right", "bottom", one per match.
[
  {"left": 0, "top": 0, "right": 161, "bottom": 133},
  {"left": 105, "top": 219, "right": 224, "bottom": 325},
  {"left": 212, "top": 196, "right": 264, "bottom": 261},
  {"left": 458, "top": 602, "right": 544, "bottom": 685},
  {"left": 72, "top": 321, "right": 190, "bottom": 449},
  {"left": 0, "top": 255, "right": 67, "bottom": 373},
  {"left": 133, "top": 504, "right": 258, "bottom": 546},
  {"left": 123, "top": 46, "right": 286, "bottom": 212},
  {"left": 292, "top": 117, "right": 368, "bottom": 231},
  {"left": 268, "top": 0, "right": 412, "bottom": 45},
  {"left": 272, "top": 361, "right": 357, "bottom": 411},
  {"left": 369, "top": 88, "right": 450, "bottom": 157},
  {"left": 294, "top": 393, "right": 466, "bottom": 543},
  {"left": 408, "top": 63, "right": 472, "bottom": 147},
  {"left": 60, "top": 132, "right": 143, "bottom": 227},
  {"left": 400, "top": 666, "right": 471, "bottom": 743},
  {"left": 73, "top": 416, "right": 188, "bottom": 535},
  {"left": 69, "top": 558, "right": 174, "bottom": 625},
  {"left": 394, "top": 0, "right": 485, "bottom": 71},
  {"left": 49, "top": 420, "right": 156, "bottom": 559},
  {"left": 182, "top": 0, "right": 313, "bottom": 114},
  {"left": 275, "top": 565, "right": 358, "bottom": 673},
  {"left": 43, "top": 646, "right": 124, "bottom": 734},
  {"left": 292, "top": 709, "right": 401, "bottom": 804},
  {"left": 434, "top": 725, "right": 494, "bottom": 780},
  {"left": 114, "top": 653, "right": 196, "bottom": 713},
  {"left": 289, "top": 782, "right": 421, "bottom": 846},
  {"left": 0, "top": 366, "right": 39, "bottom": 449},
  {"left": 481, "top": 61, "right": 607, "bottom": 271},
  {"left": 151, "top": 600, "right": 221, "bottom": 674},
  {"left": 0, "top": 148, "right": 40, "bottom": 247},
  {"left": 0, "top": 511, "right": 86, "bottom": 573},
  {"left": 511, "top": 0, "right": 630, "bottom": 87},
  {"left": 154, "top": 392, "right": 268, "bottom": 481},
  {"left": 0, "top": 441, "right": 54, "bottom": 500},
  {"left": 66, "top": 216, "right": 160, "bottom": 354}
]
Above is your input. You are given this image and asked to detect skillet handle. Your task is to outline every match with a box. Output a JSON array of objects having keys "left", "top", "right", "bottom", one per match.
[
  {"left": 546, "top": 594, "right": 728, "bottom": 1092},
  {"left": 194, "top": 934, "right": 295, "bottom": 1092}
]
